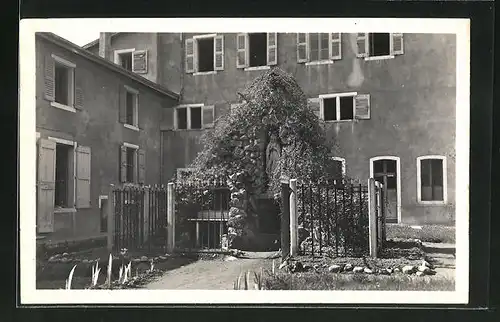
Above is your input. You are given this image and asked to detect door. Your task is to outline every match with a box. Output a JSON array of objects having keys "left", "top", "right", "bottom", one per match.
[{"left": 372, "top": 159, "right": 399, "bottom": 223}]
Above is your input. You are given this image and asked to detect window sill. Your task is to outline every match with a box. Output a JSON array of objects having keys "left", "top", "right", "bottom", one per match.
[
  {"left": 174, "top": 128, "right": 205, "bottom": 131},
  {"left": 54, "top": 207, "right": 77, "bottom": 214},
  {"left": 124, "top": 124, "right": 140, "bottom": 131},
  {"left": 417, "top": 200, "right": 447, "bottom": 206},
  {"left": 305, "top": 60, "right": 334, "bottom": 66},
  {"left": 364, "top": 55, "right": 395, "bottom": 61},
  {"left": 193, "top": 71, "right": 217, "bottom": 76},
  {"left": 323, "top": 119, "right": 355, "bottom": 123},
  {"left": 51, "top": 102, "right": 76, "bottom": 113},
  {"left": 244, "top": 66, "right": 270, "bottom": 71}
]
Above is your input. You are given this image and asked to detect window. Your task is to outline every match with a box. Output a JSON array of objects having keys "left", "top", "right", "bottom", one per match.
[
  {"left": 236, "top": 33, "right": 277, "bottom": 69},
  {"left": 297, "top": 33, "right": 341, "bottom": 64},
  {"left": 118, "top": 51, "right": 133, "bottom": 71},
  {"left": 175, "top": 105, "right": 214, "bottom": 130},
  {"left": 248, "top": 33, "right": 268, "bottom": 67},
  {"left": 185, "top": 35, "right": 224, "bottom": 74},
  {"left": 114, "top": 49, "right": 149, "bottom": 74},
  {"left": 417, "top": 156, "right": 447, "bottom": 203},
  {"left": 44, "top": 54, "right": 76, "bottom": 111},
  {"left": 120, "top": 143, "right": 145, "bottom": 184},
  {"left": 318, "top": 93, "right": 371, "bottom": 121},
  {"left": 120, "top": 85, "right": 139, "bottom": 129},
  {"left": 356, "top": 33, "right": 404, "bottom": 59},
  {"left": 54, "top": 63, "right": 72, "bottom": 105},
  {"left": 126, "top": 91, "right": 135, "bottom": 125},
  {"left": 331, "top": 157, "right": 346, "bottom": 180},
  {"left": 54, "top": 143, "right": 73, "bottom": 208},
  {"left": 125, "top": 147, "right": 136, "bottom": 183}
]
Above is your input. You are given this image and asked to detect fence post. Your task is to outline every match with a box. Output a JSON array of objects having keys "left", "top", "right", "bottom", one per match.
[
  {"left": 376, "top": 182, "right": 384, "bottom": 249},
  {"left": 280, "top": 177, "right": 291, "bottom": 261},
  {"left": 143, "top": 188, "right": 150, "bottom": 245},
  {"left": 289, "top": 179, "right": 298, "bottom": 256},
  {"left": 106, "top": 186, "right": 114, "bottom": 253},
  {"left": 166, "top": 182, "right": 175, "bottom": 253},
  {"left": 368, "top": 178, "right": 378, "bottom": 258}
]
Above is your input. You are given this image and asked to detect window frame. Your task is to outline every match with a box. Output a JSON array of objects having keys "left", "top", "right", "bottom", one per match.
[
  {"left": 331, "top": 157, "right": 347, "bottom": 177},
  {"left": 123, "top": 85, "right": 139, "bottom": 131},
  {"left": 192, "top": 34, "right": 218, "bottom": 75},
  {"left": 114, "top": 48, "right": 136, "bottom": 71},
  {"left": 50, "top": 54, "right": 76, "bottom": 113},
  {"left": 299, "top": 33, "right": 341, "bottom": 66},
  {"left": 319, "top": 92, "right": 358, "bottom": 122},
  {"left": 244, "top": 32, "right": 272, "bottom": 71},
  {"left": 416, "top": 155, "right": 448, "bottom": 205},
  {"left": 174, "top": 104, "right": 204, "bottom": 130},
  {"left": 123, "top": 142, "right": 139, "bottom": 183},
  {"left": 359, "top": 33, "right": 403, "bottom": 61},
  {"left": 369, "top": 155, "right": 402, "bottom": 223},
  {"left": 48, "top": 136, "right": 77, "bottom": 213}
]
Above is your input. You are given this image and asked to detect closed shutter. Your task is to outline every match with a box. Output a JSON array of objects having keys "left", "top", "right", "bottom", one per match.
[
  {"left": 185, "top": 38, "right": 195, "bottom": 73},
  {"left": 267, "top": 33, "right": 278, "bottom": 66},
  {"left": 330, "top": 33, "right": 342, "bottom": 60},
  {"left": 214, "top": 35, "right": 224, "bottom": 71},
  {"left": 118, "top": 85, "right": 127, "bottom": 123},
  {"left": 356, "top": 33, "right": 369, "bottom": 58},
  {"left": 75, "top": 145, "right": 91, "bottom": 208},
  {"left": 44, "top": 56, "right": 55, "bottom": 101},
  {"left": 297, "top": 33, "right": 308, "bottom": 63},
  {"left": 132, "top": 50, "right": 148, "bottom": 74},
  {"left": 120, "top": 145, "right": 127, "bottom": 183},
  {"left": 354, "top": 94, "right": 371, "bottom": 120},
  {"left": 202, "top": 105, "right": 215, "bottom": 128},
  {"left": 307, "top": 98, "right": 321, "bottom": 119},
  {"left": 138, "top": 149, "right": 146, "bottom": 184},
  {"left": 236, "top": 33, "right": 248, "bottom": 68},
  {"left": 74, "top": 69, "right": 84, "bottom": 110},
  {"left": 390, "top": 33, "right": 404, "bottom": 55},
  {"left": 37, "top": 139, "right": 56, "bottom": 233}
]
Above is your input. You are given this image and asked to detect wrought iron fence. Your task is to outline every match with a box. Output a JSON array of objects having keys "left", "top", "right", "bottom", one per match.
[
  {"left": 297, "top": 179, "right": 370, "bottom": 258},
  {"left": 175, "top": 178, "right": 230, "bottom": 251},
  {"left": 112, "top": 185, "right": 167, "bottom": 252}
]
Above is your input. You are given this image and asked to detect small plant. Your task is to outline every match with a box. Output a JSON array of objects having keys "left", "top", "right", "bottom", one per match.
[
  {"left": 91, "top": 261, "right": 100, "bottom": 287},
  {"left": 149, "top": 259, "right": 155, "bottom": 272},
  {"left": 272, "top": 259, "right": 275, "bottom": 275},
  {"left": 118, "top": 262, "right": 132, "bottom": 284},
  {"left": 65, "top": 265, "right": 77, "bottom": 290}
]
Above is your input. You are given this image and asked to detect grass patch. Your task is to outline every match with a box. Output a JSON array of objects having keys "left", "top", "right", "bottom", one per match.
[
  {"left": 386, "top": 224, "right": 455, "bottom": 243},
  {"left": 263, "top": 271, "right": 455, "bottom": 291}
]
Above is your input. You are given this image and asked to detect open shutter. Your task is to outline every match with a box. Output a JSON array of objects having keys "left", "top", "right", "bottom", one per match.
[
  {"left": 390, "top": 33, "right": 404, "bottom": 55},
  {"left": 354, "top": 94, "right": 371, "bottom": 120},
  {"left": 44, "top": 56, "right": 55, "bottom": 101},
  {"left": 356, "top": 33, "right": 369, "bottom": 58},
  {"left": 297, "top": 33, "right": 308, "bottom": 63},
  {"left": 236, "top": 33, "right": 248, "bottom": 68},
  {"left": 267, "top": 33, "right": 278, "bottom": 66},
  {"left": 330, "top": 33, "right": 342, "bottom": 60},
  {"left": 185, "top": 38, "right": 195, "bottom": 73},
  {"left": 37, "top": 139, "right": 56, "bottom": 233},
  {"left": 138, "top": 149, "right": 146, "bottom": 184},
  {"left": 202, "top": 105, "right": 215, "bottom": 128},
  {"left": 120, "top": 145, "right": 127, "bottom": 183},
  {"left": 75, "top": 145, "right": 91, "bottom": 208},
  {"left": 132, "top": 50, "right": 148, "bottom": 74},
  {"left": 307, "top": 98, "right": 321, "bottom": 119},
  {"left": 74, "top": 69, "right": 84, "bottom": 110},
  {"left": 214, "top": 35, "right": 224, "bottom": 71},
  {"left": 118, "top": 86, "right": 127, "bottom": 123}
]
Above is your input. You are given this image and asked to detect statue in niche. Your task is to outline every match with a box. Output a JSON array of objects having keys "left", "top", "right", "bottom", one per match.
[{"left": 266, "top": 133, "right": 281, "bottom": 180}]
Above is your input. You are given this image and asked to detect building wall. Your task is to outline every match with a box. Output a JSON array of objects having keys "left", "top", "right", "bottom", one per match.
[{"left": 36, "top": 37, "right": 177, "bottom": 240}]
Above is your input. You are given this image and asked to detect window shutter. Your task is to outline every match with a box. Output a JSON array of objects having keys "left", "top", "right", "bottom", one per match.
[
  {"left": 354, "top": 94, "right": 371, "bottom": 120},
  {"left": 236, "top": 33, "right": 248, "bottom": 68},
  {"left": 297, "top": 33, "right": 308, "bottom": 63},
  {"left": 75, "top": 145, "right": 91, "bottom": 208},
  {"left": 118, "top": 86, "right": 127, "bottom": 123},
  {"left": 120, "top": 145, "right": 128, "bottom": 183},
  {"left": 37, "top": 138, "right": 56, "bottom": 233},
  {"left": 330, "top": 33, "right": 342, "bottom": 60},
  {"left": 356, "top": 33, "right": 369, "bottom": 58},
  {"left": 390, "top": 33, "right": 404, "bottom": 55},
  {"left": 202, "top": 105, "right": 215, "bottom": 128},
  {"left": 138, "top": 149, "right": 146, "bottom": 184},
  {"left": 267, "top": 33, "right": 278, "bottom": 66},
  {"left": 185, "top": 38, "right": 195, "bottom": 73},
  {"left": 132, "top": 50, "right": 148, "bottom": 74},
  {"left": 74, "top": 69, "right": 84, "bottom": 110},
  {"left": 44, "top": 56, "right": 55, "bottom": 101},
  {"left": 307, "top": 98, "right": 321, "bottom": 119},
  {"left": 214, "top": 35, "right": 224, "bottom": 71}
]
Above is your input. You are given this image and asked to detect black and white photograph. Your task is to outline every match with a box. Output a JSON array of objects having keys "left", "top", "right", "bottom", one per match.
[{"left": 19, "top": 18, "right": 470, "bottom": 305}]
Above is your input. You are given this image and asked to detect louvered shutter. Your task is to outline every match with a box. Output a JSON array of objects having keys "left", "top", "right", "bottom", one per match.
[
  {"left": 297, "top": 33, "right": 308, "bottom": 63},
  {"left": 75, "top": 145, "right": 91, "bottom": 208},
  {"left": 202, "top": 105, "right": 215, "bottom": 128},
  {"left": 37, "top": 139, "right": 56, "bottom": 233},
  {"left": 267, "top": 33, "right": 278, "bottom": 66},
  {"left": 138, "top": 149, "right": 146, "bottom": 184},
  {"left": 307, "top": 98, "right": 321, "bottom": 119},
  {"left": 44, "top": 56, "right": 55, "bottom": 101},
  {"left": 236, "top": 33, "right": 248, "bottom": 68},
  {"left": 330, "top": 33, "right": 342, "bottom": 60},
  {"left": 354, "top": 94, "right": 371, "bottom": 120},
  {"left": 356, "top": 33, "right": 369, "bottom": 58},
  {"left": 120, "top": 145, "right": 128, "bottom": 183},
  {"left": 214, "top": 35, "right": 224, "bottom": 71},
  {"left": 118, "top": 86, "right": 127, "bottom": 123},
  {"left": 132, "top": 50, "right": 148, "bottom": 74},
  {"left": 390, "top": 33, "right": 404, "bottom": 55},
  {"left": 185, "top": 38, "right": 195, "bottom": 73},
  {"left": 74, "top": 69, "right": 84, "bottom": 110}
]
